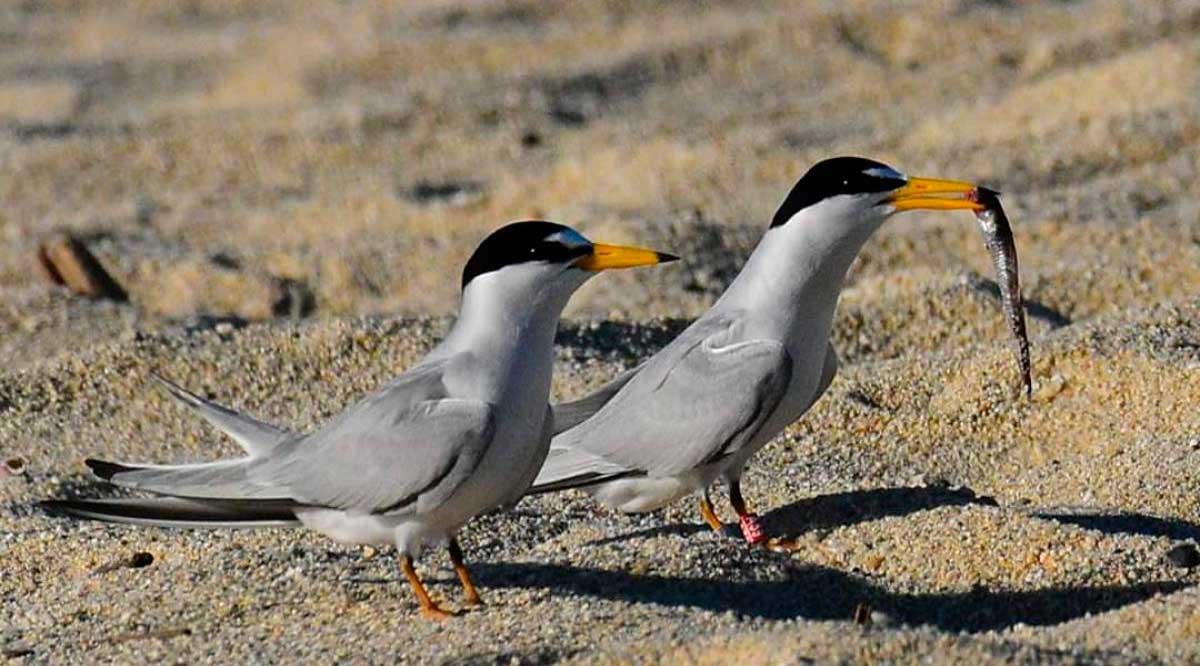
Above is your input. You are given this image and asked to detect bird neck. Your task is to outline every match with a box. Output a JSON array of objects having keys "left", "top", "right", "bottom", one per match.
[
  {"left": 436, "top": 271, "right": 582, "bottom": 395},
  {"left": 716, "top": 211, "right": 883, "bottom": 340}
]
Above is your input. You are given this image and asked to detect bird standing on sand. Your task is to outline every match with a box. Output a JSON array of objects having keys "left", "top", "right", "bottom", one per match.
[
  {"left": 44, "top": 221, "right": 677, "bottom": 619},
  {"left": 530, "top": 157, "right": 985, "bottom": 547}
]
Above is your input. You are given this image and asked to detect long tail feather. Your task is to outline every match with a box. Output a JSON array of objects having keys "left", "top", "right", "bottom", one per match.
[
  {"left": 41, "top": 497, "right": 302, "bottom": 529},
  {"left": 152, "top": 373, "right": 291, "bottom": 456},
  {"left": 85, "top": 457, "right": 285, "bottom": 501}
]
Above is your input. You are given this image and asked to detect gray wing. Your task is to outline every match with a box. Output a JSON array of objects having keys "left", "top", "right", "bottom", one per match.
[
  {"left": 540, "top": 317, "right": 791, "bottom": 481},
  {"left": 97, "top": 358, "right": 496, "bottom": 517},
  {"left": 258, "top": 362, "right": 496, "bottom": 515},
  {"left": 550, "top": 364, "right": 643, "bottom": 435},
  {"left": 498, "top": 404, "right": 556, "bottom": 510}
]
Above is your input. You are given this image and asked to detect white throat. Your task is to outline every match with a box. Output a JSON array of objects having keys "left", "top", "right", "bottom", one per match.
[
  {"left": 714, "top": 197, "right": 887, "bottom": 340},
  {"left": 434, "top": 264, "right": 588, "bottom": 397}
]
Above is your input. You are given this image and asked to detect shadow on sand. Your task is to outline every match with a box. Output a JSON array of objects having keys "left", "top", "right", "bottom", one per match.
[
  {"left": 758, "top": 484, "right": 997, "bottom": 535},
  {"left": 588, "top": 485, "right": 995, "bottom": 546},
  {"left": 1034, "top": 510, "right": 1200, "bottom": 541},
  {"left": 474, "top": 559, "right": 1186, "bottom": 632},
  {"left": 497, "top": 486, "right": 1196, "bottom": 632}
]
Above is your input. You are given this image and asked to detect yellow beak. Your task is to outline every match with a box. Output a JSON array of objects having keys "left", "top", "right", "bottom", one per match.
[
  {"left": 572, "top": 243, "right": 679, "bottom": 272},
  {"left": 886, "top": 177, "right": 985, "bottom": 212}
]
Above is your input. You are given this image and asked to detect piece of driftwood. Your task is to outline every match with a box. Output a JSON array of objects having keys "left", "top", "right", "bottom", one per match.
[{"left": 36, "top": 234, "right": 128, "bottom": 302}]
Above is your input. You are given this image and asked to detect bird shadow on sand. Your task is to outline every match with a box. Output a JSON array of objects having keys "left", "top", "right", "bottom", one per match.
[
  {"left": 1033, "top": 510, "right": 1200, "bottom": 541},
  {"left": 587, "top": 485, "right": 994, "bottom": 546},
  {"left": 474, "top": 559, "right": 1188, "bottom": 632},
  {"left": 759, "top": 484, "right": 997, "bottom": 537},
  {"left": 503, "top": 487, "right": 1193, "bottom": 631}
]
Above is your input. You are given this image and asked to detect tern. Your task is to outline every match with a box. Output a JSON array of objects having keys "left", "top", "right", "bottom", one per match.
[
  {"left": 530, "top": 157, "right": 984, "bottom": 547},
  {"left": 44, "top": 221, "right": 677, "bottom": 618}
]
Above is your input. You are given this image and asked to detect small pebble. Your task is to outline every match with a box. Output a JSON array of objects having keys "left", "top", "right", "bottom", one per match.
[
  {"left": 0, "top": 457, "right": 25, "bottom": 482},
  {"left": 2, "top": 644, "right": 34, "bottom": 659},
  {"left": 1164, "top": 543, "right": 1200, "bottom": 569},
  {"left": 864, "top": 554, "right": 885, "bottom": 572},
  {"left": 520, "top": 131, "right": 542, "bottom": 148},
  {"left": 130, "top": 552, "right": 155, "bottom": 568},
  {"left": 95, "top": 551, "right": 155, "bottom": 574},
  {"left": 1033, "top": 374, "right": 1067, "bottom": 402}
]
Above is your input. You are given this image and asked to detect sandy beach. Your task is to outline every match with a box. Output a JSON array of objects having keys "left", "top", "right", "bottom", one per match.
[{"left": 2, "top": 1, "right": 1199, "bottom": 663}]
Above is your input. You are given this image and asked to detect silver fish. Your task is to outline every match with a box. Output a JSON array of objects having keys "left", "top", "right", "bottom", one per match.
[{"left": 973, "top": 187, "right": 1032, "bottom": 397}]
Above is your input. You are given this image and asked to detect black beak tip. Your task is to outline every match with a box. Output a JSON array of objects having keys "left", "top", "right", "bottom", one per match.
[{"left": 656, "top": 252, "right": 681, "bottom": 264}]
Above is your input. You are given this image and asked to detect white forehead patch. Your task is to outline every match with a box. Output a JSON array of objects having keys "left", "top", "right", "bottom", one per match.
[
  {"left": 546, "top": 228, "right": 591, "bottom": 248},
  {"left": 864, "top": 166, "right": 906, "bottom": 181}
]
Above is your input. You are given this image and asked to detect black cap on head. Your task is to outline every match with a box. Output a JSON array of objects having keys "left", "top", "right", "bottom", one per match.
[
  {"left": 461, "top": 221, "right": 592, "bottom": 289},
  {"left": 770, "top": 156, "right": 907, "bottom": 228}
]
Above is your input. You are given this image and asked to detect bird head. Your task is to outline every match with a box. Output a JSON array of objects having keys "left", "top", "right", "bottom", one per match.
[
  {"left": 771, "top": 156, "right": 983, "bottom": 232},
  {"left": 461, "top": 221, "right": 678, "bottom": 298}
]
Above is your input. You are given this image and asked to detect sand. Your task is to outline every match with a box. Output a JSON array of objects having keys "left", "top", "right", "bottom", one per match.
[{"left": 2, "top": 0, "right": 1199, "bottom": 663}]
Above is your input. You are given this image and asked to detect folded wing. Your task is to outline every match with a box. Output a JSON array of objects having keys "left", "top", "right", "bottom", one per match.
[
  {"left": 92, "top": 358, "right": 497, "bottom": 517},
  {"left": 550, "top": 364, "right": 642, "bottom": 435},
  {"left": 533, "top": 316, "right": 791, "bottom": 490},
  {"left": 263, "top": 397, "right": 495, "bottom": 515}
]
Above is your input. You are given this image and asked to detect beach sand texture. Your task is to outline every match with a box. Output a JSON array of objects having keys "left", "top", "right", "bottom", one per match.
[{"left": 2, "top": 1, "right": 1200, "bottom": 663}]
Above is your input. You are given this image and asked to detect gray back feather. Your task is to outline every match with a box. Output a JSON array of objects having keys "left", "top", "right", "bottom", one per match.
[
  {"left": 550, "top": 364, "right": 642, "bottom": 435},
  {"left": 256, "top": 358, "right": 496, "bottom": 515},
  {"left": 545, "top": 315, "right": 791, "bottom": 477}
]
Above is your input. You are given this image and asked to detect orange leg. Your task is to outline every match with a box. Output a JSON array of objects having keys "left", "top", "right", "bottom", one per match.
[
  {"left": 400, "top": 555, "right": 455, "bottom": 620},
  {"left": 448, "top": 538, "right": 483, "bottom": 607},
  {"left": 699, "top": 489, "right": 724, "bottom": 531}
]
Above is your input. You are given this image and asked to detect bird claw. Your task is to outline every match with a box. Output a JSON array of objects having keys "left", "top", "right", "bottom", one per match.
[
  {"left": 739, "top": 513, "right": 767, "bottom": 545},
  {"left": 420, "top": 605, "right": 458, "bottom": 621}
]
